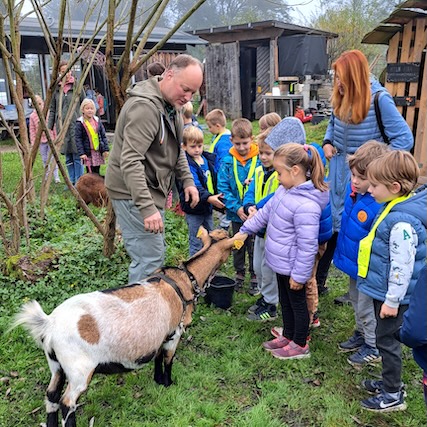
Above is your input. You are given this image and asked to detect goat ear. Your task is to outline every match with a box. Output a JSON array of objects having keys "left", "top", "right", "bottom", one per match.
[{"left": 197, "top": 226, "right": 212, "bottom": 248}]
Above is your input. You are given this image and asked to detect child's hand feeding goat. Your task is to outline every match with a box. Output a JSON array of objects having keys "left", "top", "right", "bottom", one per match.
[{"left": 11, "top": 228, "right": 246, "bottom": 427}]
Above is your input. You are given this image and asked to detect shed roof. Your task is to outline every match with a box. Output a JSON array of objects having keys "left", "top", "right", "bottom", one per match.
[
  {"left": 13, "top": 16, "right": 207, "bottom": 50},
  {"left": 362, "top": 0, "right": 427, "bottom": 45},
  {"left": 191, "top": 20, "right": 337, "bottom": 41}
]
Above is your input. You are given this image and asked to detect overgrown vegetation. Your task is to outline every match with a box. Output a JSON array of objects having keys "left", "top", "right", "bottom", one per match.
[{"left": 0, "top": 122, "right": 425, "bottom": 426}]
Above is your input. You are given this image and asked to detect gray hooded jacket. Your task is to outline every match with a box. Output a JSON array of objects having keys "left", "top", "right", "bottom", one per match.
[{"left": 105, "top": 77, "right": 194, "bottom": 219}]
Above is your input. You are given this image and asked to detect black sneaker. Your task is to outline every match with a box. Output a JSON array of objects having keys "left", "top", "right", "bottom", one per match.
[
  {"left": 234, "top": 273, "right": 245, "bottom": 293},
  {"left": 334, "top": 291, "right": 351, "bottom": 305},
  {"left": 361, "top": 390, "right": 407, "bottom": 413},
  {"left": 247, "top": 296, "right": 265, "bottom": 314},
  {"left": 248, "top": 282, "right": 260, "bottom": 296},
  {"left": 338, "top": 330, "right": 365, "bottom": 352},
  {"left": 247, "top": 303, "right": 277, "bottom": 321},
  {"left": 248, "top": 275, "right": 259, "bottom": 296},
  {"left": 347, "top": 344, "right": 381, "bottom": 367},
  {"left": 317, "top": 283, "right": 329, "bottom": 295},
  {"left": 361, "top": 379, "right": 406, "bottom": 396}
]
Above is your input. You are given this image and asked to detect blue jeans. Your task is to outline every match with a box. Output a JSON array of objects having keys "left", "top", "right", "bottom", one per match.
[
  {"left": 65, "top": 153, "right": 84, "bottom": 185},
  {"left": 185, "top": 213, "right": 214, "bottom": 256},
  {"left": 112, "top": 199, "right": 165, "bottom": 283}
]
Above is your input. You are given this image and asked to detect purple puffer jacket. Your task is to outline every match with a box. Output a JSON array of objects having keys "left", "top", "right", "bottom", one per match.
[{"left": 240, "top": 181, "right": 329, "bottom": 284}]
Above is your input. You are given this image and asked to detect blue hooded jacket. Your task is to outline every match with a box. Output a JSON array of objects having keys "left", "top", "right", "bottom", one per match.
[
  {"left": 400, "top": 265, "right": 427, "bottom": 372},
  {"left": 333, "top": 183, "right": 383, "bottom": 279},
  {"left": 357, "top": 186, "right": 427, "bottom": 305},
  {"left": 324, "top": 78, "right": 414, "bottom": 232}
]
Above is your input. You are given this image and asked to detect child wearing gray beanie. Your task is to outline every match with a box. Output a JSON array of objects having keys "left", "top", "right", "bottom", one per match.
[{"left": 265, "top": 117, "right": 306, "bottom": 151}]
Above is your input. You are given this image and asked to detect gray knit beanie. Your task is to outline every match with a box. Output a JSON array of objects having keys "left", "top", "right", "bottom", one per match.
[{"left": 265, "top": 117, "right": 306, "bottom": 151}]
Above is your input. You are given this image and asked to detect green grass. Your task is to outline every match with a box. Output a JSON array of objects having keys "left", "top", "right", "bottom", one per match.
[{"left": 0, "top": 122, "right": 425, "bottom": 426}]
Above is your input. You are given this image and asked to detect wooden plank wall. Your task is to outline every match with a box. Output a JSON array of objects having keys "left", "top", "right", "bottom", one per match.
[
  {"left": 385, "top": 17, "right": 427, "bottom": 180},
  {"left": 255, "top": 45, "right": 270, "bottom": 119},
  {"left": 205, "top": 43, "right": 241, "bottom": 119},
  {"left": 134, "top": 52, "right": 180, "bottom": 81}
]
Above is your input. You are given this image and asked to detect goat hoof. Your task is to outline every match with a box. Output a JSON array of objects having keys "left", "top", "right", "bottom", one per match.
[
  {"left": 163, "top": 378, "right": 173, "bottom": 387},
  {"left": 154, "top": 375, "right": 164, "bottom": 385}
]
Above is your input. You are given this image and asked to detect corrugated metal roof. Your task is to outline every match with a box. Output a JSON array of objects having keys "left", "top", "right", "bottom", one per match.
[
  {"left": 362, "top": 1, "right": 427, "bottom": 45},
  {"left": 13, "top": 17, "right": 207, "bottom": 46},
  {"left": 192, "top": 20, "right": 338, "bottom": 39}
]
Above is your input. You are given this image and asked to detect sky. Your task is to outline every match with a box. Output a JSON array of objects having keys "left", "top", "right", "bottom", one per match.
[
  {"left": 287, "top": 0, "right": 322, "bottom": 26},
  {"left": 22, "top": 0, "right": 323, "bottom": 27}
]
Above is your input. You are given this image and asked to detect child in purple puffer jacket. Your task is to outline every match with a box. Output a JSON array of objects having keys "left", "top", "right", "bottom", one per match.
[{"left": 237, "top": 143, "right": 329, "bottom": 360}]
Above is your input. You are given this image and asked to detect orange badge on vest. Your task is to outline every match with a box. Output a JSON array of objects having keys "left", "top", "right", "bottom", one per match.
[{"left": 357, "top": 210, "right": 368, "bottom": 223}]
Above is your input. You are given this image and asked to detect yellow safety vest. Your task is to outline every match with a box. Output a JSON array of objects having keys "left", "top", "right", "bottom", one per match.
[
  {"left": 254, "top": 166, "right": 279, "bottom": 204},
  {"left": 209, "top": 132, "right": 226, "bottom": 153},
  {"left": 233, "top": 156, "right": 257, "bottom": 200},
  {"left": 85, "top": 119, "right": 100, "bottom": 151},
  {"left": 206, "top": 169, "right": 214, "bottom": 194},
  {"left": 358, "top": 194, "right": 411, "bottom": 278}
]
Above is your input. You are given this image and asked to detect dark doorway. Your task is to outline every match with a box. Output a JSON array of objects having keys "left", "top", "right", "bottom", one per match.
[{"left": 240, "top": 45, "right": 257, "bottom": 120}]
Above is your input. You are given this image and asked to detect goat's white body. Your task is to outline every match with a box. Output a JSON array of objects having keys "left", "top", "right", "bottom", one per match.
[
  {"left": 25, "top": 284, "right": 180, "bottom": 369},
  {"left": 11, "top": 228, "right": 239, "bottom": 427}
]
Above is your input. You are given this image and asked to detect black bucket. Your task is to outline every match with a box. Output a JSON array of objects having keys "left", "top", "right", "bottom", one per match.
[{"left": 204, "top": 275, "right": 235, "bottom": 309}]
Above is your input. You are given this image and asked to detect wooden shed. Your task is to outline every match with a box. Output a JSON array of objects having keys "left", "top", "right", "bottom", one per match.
[
  {"left": 362, "top": 0, "right": 427, "bottom": 181},
  {"left": 192, "top": 21, "right": 337, "bottom": 120}
]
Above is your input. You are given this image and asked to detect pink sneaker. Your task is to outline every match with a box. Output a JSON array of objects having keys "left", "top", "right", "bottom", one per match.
[
  {"left": 271, "top": 341, "right": 310, "bottom": 360},
  {"left": 262, "top": 335, "right": 290, "bottom": 351},
  {"left": 270, "top": 326, "right": 283, "bottom": 338}
]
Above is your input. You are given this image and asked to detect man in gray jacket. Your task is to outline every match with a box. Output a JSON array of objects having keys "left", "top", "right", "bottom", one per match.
[{"left": 106, "top": 54, "right": 202, "bottom": 283}]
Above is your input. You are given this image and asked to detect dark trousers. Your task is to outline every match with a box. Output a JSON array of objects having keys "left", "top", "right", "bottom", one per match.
[
  {"left": 315, "top": 232, "right": 338, "bottom": 287},
  {"left": 373, "top": 299, "right": 408, "bottom": 393},
  {"left": 85, "top": 165, "right": 100, "bottom": 174},
  {"left": 277, "top": 273, "right": 310, "bottom": 347},
  {"left": 231, "top": 221, "right": 254, "bottom": 276}
]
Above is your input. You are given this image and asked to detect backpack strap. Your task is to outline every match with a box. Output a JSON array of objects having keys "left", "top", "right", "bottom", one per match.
[{"left": 374, "top": 92, "right": 390, "bottom": 144}]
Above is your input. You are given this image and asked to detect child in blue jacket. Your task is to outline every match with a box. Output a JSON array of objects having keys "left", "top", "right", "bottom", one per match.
[
  {"left": 218, "top": 118, "right": 260, "bottom": 293},
  {"left": 358, "top": 152, "right": 426, "bottom": 413},
  {"left": 244, "top": 127, "right": 280, "bottom": 314},
  {"left": 334, "top": 141, "right": 389, "bottom": 368},
  {"left": 178, "top": 126, "right": 225, "bottom": 256},
  {"left": 399, "top": 264, "right": 427, "bottom": 407}
]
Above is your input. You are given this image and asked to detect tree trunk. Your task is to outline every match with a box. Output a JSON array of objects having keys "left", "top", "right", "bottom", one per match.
[{"left": 103, "top": 201, "right": 117, "bottom": 257}]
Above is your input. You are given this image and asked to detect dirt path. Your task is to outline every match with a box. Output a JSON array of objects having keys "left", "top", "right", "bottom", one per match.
[{"left": 0, "top": 145, "right": 17, "bottom": 153}]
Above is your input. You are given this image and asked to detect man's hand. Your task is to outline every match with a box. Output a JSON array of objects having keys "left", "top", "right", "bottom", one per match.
[
  {"left": 184, "top": 186, "right": 200, "bottom": 209},
  {"left": 290, "top": 277, "right": 304, "bottom": 291},
  {"left": 379, "top": 303, "right": 398, "bottom": 319},
  {"left": 144, "top": 211, "right": 164, "bottom": 234}
]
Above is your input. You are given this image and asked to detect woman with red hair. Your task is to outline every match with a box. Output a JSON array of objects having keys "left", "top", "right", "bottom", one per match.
[{"left": 315, "top": 49, "right": 413, "bottom": 295}]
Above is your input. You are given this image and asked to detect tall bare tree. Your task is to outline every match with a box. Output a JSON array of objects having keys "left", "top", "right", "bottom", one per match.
[
  {"left": 0, "top": 0, "right": 206, "bottom": 257},
  {"left": 312, "top": 0, "right": 396, "bottom": 65}
]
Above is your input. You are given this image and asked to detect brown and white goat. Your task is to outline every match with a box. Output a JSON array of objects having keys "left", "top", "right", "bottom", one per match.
[{"left": 12, "top": 228, "right": 245, "bottom": 427}]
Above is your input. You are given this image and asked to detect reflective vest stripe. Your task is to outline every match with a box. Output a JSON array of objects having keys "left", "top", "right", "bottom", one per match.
[
  {"left": 358, "top": 194, "right": 411, "bottom": 278},
  {"left": 233, "top": 156, "right": 257, "bottom": 199},
  {"left": 206, "top": 170, "right": 214, "bottom": 194},
  {"left": 209, "top": 132, "right": 225, "bottom": 153},
  {"left": 254, "top": 166, "right": 279, "bottom": 203}
]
